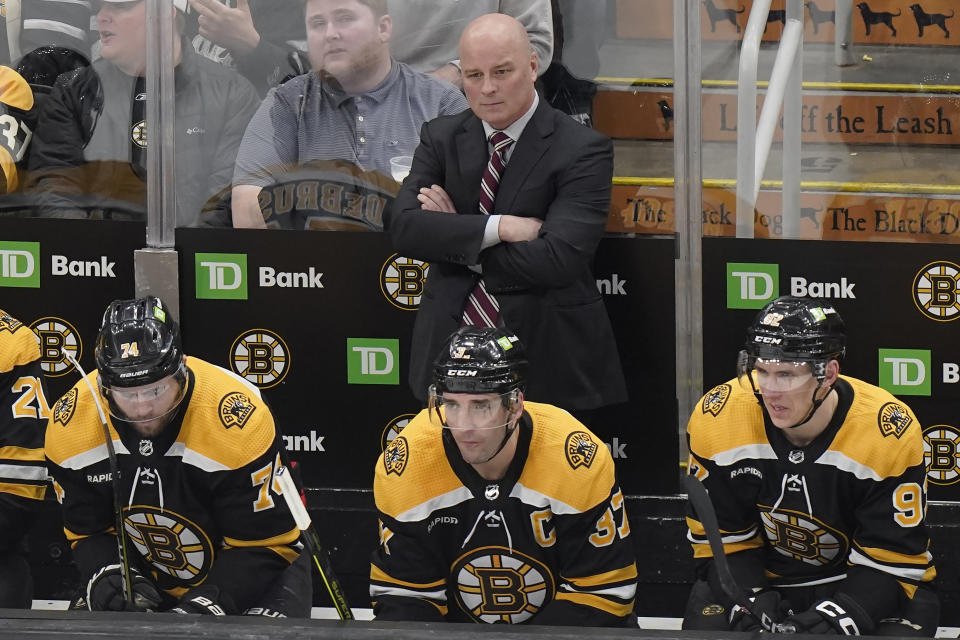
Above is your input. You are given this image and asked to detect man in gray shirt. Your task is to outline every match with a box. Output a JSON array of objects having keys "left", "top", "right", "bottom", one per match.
[
  {"left": 387, "top": 0, "right": 552, "bottom": 89},
  {"left": 231, "top": 0, "right": 467, "bottom": 230}
]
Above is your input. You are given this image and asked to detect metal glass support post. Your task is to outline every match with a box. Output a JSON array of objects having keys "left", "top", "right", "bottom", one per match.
[
  {"left": 139, "top": 0, "right": 179, "bottom": 319},
  {"left": 835, "top": 0, "right": 855, "bottom": 66},
  {"left": 735, "top": 0, "right": 771, "bottom": 238},
  {"left": 672, "top": 0, "right": 703, "bottom": 469},
  {"left": 781, "top": 1, "right": 803, "bottom": 238}
]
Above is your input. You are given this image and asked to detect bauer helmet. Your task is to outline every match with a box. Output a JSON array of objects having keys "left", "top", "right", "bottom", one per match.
[{"left": 95, "top": 296, "right": 183, "bottom": 388}]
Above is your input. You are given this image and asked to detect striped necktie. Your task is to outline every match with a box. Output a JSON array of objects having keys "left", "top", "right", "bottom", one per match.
[{"left": 462, "top": 131, "right": 513, "bottom": 328}]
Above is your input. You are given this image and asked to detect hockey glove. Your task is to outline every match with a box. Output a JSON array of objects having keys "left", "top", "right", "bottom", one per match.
[
  {"left": 728, "top": 589, "right": 792, "bottom": 632},
  {"left": 781, "top": 593, "right": 873, "bottom": 635},
  {"left": 87, "top": 564, "right": 163, "bottom": 612},
  {"left": 171, "top": 584, "right": 236, "bottom": 616}
]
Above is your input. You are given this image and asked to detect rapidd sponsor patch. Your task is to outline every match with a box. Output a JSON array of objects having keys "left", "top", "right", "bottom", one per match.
[
  {"left": 565, "top": 431, "right": 598, "bottom": 469},
  {"left": 218, "top": 392, "right": 256, "bottom": 429},
  {"left": 878, "top": 402, "right": 914, "bottom": 439},
  {"left": 383, "top": 435, "right": 408, "bottom": 476},
  {"left": 53, "top": 389, "right": 78, "bottom": 426},
  {"left": 702, "top": 384, "right": 731, "bottom": 417}
]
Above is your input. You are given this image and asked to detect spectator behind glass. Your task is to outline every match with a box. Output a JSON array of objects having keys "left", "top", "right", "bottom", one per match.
[
  {"left": 386, "top": 0, "right": 552, "bottom": 89},
  {"left": 385, "top": 14, "right": 626, "bottom": 418},
  {"left": 229, "top": 0, "right": 467, "bottom": 230},
  {"left": 24, "top": 0, "right": 260, "bottom": 226},
  {"left": 186, "top": 0, "right": 308, "bottom": 95}
]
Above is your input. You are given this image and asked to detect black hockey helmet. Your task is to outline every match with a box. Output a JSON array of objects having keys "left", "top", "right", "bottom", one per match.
[
  {"left": 432, "top": 326, "right": 527, "bottom": 395},
  {"left": 15, "top": 46, "right": 90, "bottom": 96},
  {"left": 744, "top": 296, "right": 846, "bottom": 363},
  {"left": 95, "top": 296, "right": 183, "bottom": 388}
]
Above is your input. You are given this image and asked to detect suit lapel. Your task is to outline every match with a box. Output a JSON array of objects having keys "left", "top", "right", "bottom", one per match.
[
  {"left": 496, "top": 101, "right": 554, "bottom": 215},
  {"left": 456, "top": 116, "right": 487, "bottom": 215}
]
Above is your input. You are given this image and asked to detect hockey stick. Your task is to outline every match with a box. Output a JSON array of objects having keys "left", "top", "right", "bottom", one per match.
[
  {"left": 684, "top": 474, "right": 791, "bottom": 633},
  {"left": 275, "top": 464, "right": 354, "bottom": 620},
  {"left": 63, "top": 351, "right": 135, "bottom": 609}
]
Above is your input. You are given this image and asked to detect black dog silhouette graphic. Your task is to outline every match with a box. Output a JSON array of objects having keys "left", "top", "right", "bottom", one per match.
[{"left": 909, "top": 4, "right": 953, "bottom": 38}]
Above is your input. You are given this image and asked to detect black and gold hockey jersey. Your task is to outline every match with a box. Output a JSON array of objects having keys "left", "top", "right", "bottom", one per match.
[
  {"left": 44, "top": 356, "right": 300, "bottom": 611},
  {"left": 0, "top": 309, "right": 49, "bottom": 550},
  {"left": 0, "top": 67, "right": 35, "bottom": 193},
  {"left": 371, "top": 402, "right": 638, "bottom": 626},
  {"left": 686, "top": 376, "right": 935, "bottom": 613}
]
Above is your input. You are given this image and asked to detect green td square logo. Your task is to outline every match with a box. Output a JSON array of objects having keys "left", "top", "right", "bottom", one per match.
[
  {"left": 347, "top": 338, "right": 399, "bottom": 385},
  {"left": 878, "top": 349, "right": 931, "bottom": 396},
  {"left": 0, "top": 241, "right": 40, "bottom": 288},
  {"left": 196, "top": 253, "right": 247, "bottom": 300},
  {"left": 727, "top": 262, "right": 779, "bottom": 309}
]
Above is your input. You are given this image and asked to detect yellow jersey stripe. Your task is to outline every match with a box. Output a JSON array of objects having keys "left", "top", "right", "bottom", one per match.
[
  {"left": 370, "top": 564, "right": 446, "bottom": 590},
  {"left": 563, "top": 564, "right": 638, "bottom": 588},
  {"left": 0, "top": 446, "right": 45, "bottom": 462},
  {"left": 223, "top": 527, "right": 299, "bottom": 548},
  {"left": 692, "top": 538, "right": 764, "bottom": 559},
  {"left": 266, "top": 544, "right": 299, "bottom": 564},
  {"left": 0, "top": 482, "right": 45, "bottom": 500},
  {"left": 856, "top": 544, "right": 933, "bottom": 567},
  {"left": 554, "top": 590, "right": 634, "bottom": 617}
]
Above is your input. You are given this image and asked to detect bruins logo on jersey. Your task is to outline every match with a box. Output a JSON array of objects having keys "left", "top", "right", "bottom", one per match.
[
  {"left": 383, "top": 435, "right": 408, "bottom": 476},
  {"left": 218, "top": 392, "right": 255, "bottom": 429},
  {"left": 878, "top": 402, "right": 913, "bottom": 439},
  {"left": 451, "top": 546, "right": 556, "bottom": 624},
  {"left": 760, "top": 505, "right": 847, "bottom": 567},
  {"left": 0, "top": 313, "right": 22, "bottom": 332},
  {"left": 702, "top": 384, "right": 731, "bottom": 417},
  {"left": 565, "top": 431, "right": 598, "bottom": 469},
  {"left": 53, "top": 389, "right": 78, "bottom": 426},
  {"left": 123, "top": 505, "right": 215, "bottom": 585}
]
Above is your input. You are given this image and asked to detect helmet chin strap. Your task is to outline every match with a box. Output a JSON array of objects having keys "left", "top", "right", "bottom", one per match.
[
  {"left": 478, "top": 418, "right": 519, "bottom": 464},
  {"left": 786, "top": 380, "right": 831, "bottom": 429}
]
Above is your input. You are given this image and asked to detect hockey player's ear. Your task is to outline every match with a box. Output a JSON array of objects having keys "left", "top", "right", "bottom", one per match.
[
  {"left": 509, "top": 390, "right": 524, "bottom": 422},
  {"left": 823, "top": 360, "right": 840, "bottom": 386}
]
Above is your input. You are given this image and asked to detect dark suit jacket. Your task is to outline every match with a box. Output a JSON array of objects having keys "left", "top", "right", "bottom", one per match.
[{"left": 385, "top": 99, "right": 627, "bottom": 411}]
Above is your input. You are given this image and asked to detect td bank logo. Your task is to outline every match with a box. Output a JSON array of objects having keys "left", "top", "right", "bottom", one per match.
[
  {"left": 0, "top": 241, "right": 40, "bottom": 288},
  {"left": 196, "top": 253, "right": 247, "bottom": 300},
  {"left": 879, "top": 349, "right": 931, "bottom": 396},
  {"left": 347, "top": 338, "right": 399, "bottom": 385},
  {"left": 727, "top": 263, "right": 778, "bottom": 309}
]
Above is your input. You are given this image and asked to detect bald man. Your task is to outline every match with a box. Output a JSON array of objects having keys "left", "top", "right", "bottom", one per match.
[{"left": 386, "top": 14, "right": 626, "bottom": 420}]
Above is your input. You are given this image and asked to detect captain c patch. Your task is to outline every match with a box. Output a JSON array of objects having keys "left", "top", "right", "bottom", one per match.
[
  {"left": 702, "top": 384, "right": 731, "bottom": 417},
  {"left": 53, "top": 389, "right": 78, "bottom": 427},
  {"left": 878, "top": 402, "right": 913, "bottom": 439},
  {"left": 565, "top": 431, "right": 598, "bottom": 469},
  {"left": 218, "top": 392, "right": 255, "bottom": 429}
]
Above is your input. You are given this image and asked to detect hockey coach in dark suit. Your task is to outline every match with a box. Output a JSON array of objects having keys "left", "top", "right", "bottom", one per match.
[{"left": 386, "top": 12, "right": 625, "bottom": 415}]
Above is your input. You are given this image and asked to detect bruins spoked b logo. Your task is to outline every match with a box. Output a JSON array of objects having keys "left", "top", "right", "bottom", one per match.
[
  {"left": 913, "top": 261, "right": 960, "bottom": 321},
  {"left": 230, "top": 329, "right": 290, "bottom": 388},
  {"left": 565, "top": 431, "right": 598, "bottom": 469},
  {"left": 30, "top": 317, "right": 81, "bottom": 376},
  {"left": 760, "top": 507, "right": 846, "bottom": 567},
  {"left": 381, "top": 413, "right": 415, "bottom": 451},
  {"left": 380, "top": 254, "right": 429, "bottom": 310},
  {"left": 923, "top": 424, "right": 960, "bottom": 486},
  {"left": 452, "top": 546, "right": 555, "bottom": 624},
  {"left": 123, "top": 505, "right": 214, "bottom": 583}
]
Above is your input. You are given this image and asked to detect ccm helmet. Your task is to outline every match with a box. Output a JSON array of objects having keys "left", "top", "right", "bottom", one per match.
[
  {"left": 95, "top": 296, "right": 183, "bottom": 388},
  {"left": 745, "top": 296, "right": 846, "bottom": 365},
  {"left": 432, "top": 326, "right": 527, "bottom": 395}
]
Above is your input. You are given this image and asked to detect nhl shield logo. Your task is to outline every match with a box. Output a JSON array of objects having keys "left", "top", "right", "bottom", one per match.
[
  {"left": 383, "top": 436, "right": 408, "bottom": 476},
  {"left": 53, "top": 389, "right": 78, "bottom": 427},
  {"left": 879, "top": 402, "right": 913, "bottom": 439},
  {"left": 218, "top": 392, "right": 255, "bottom": 429},
  {"left": 139, "top": 440, "right": 154, "bottom": 456},
  {"left": 0, "top": 313, "right": 22, "bottom": 332},
  {"left": 565, "top": 431, "right": 598, "bottom": 469},
  {"left": 702, "top": 384, "right": 732, "bottom": 417}
]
